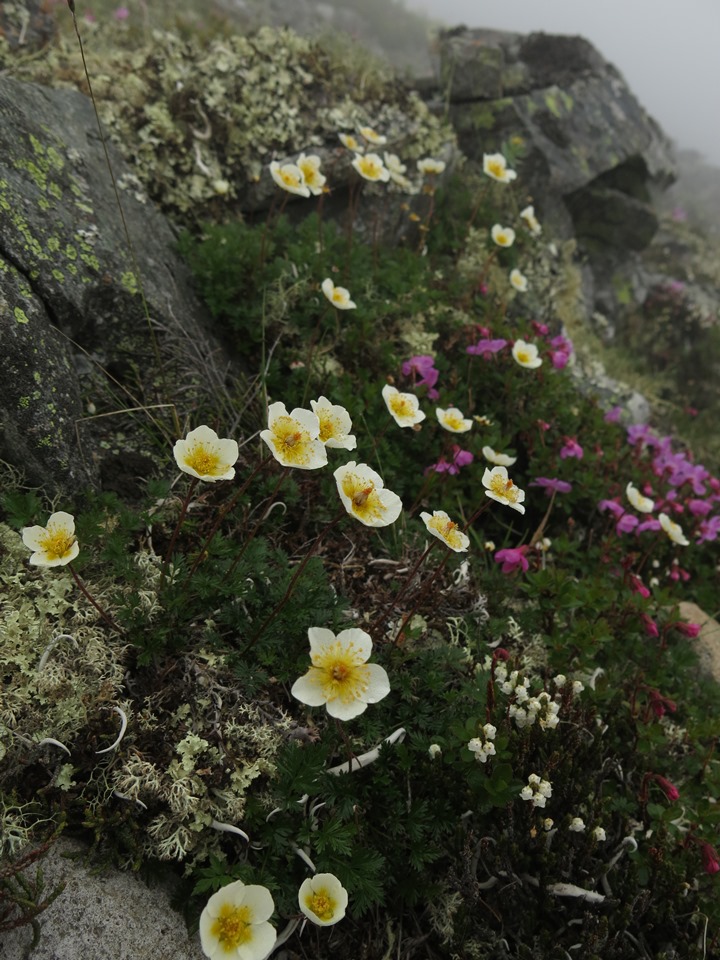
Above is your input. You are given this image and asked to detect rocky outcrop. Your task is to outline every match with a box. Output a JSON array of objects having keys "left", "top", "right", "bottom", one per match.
[
  {"left": 0, "top": 75, "right": 232, "bottom": 496},
  {"left": 437, "top": 28, "right": 674, "bottom": 224}
]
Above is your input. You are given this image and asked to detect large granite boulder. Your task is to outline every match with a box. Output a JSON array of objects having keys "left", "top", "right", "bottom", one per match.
[{"left": 0, "top": 75, "right": 232, "bottom": 496}]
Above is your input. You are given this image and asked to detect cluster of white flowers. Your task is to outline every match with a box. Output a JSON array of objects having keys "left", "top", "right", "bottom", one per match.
[
  {"left": 467, "top": 724, "right": 497, "bottom": 763},
  {"left": 520, "top": 774, "right": 553, "bottom": 808},
  {"left": 509, "top": 691, "right": 560, "bottom": 731}
]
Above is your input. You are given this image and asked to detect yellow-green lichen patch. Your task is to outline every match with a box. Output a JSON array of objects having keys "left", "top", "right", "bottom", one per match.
[
  {"left": 14, "top": 307, "right": 29, "bottom": 324},
  {"left": 64, "top": 244, "right": 77, "bottom": 260},
  {"left": 18, "top": 396, "right": 30, "bottom": 408},
  {"left": 47, "top": 236, "right": 61, "bottom": 253},
  {"left": 121, "top": 271, "right": 139, "bottom": 295}
]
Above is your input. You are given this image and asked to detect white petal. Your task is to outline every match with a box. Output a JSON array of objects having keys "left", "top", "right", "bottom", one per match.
[
  {"left": 266, "top": 401, "right": 289, "bottom": 425},
  {"left": 237, "top": 921, "right": 276, "bottom": 960},
  {"left": 308, "top": 626, "right": 338, "bottom": 656},
  {"left": 326, "top": 697, "right": 368, "bottom": 720},
  {"left": 239, "top": 885, "right": 275, "bottom": 923},
  {"left": 362, "top": 663, "right": 391, "bottom": 704},
  {"left": 335, "top": 628, "right": 373, "bottom": 663},
  {"left": 288, "top": 407, "right": 321, "bottom": 439},
  {"left": 291, "top": 670, "right": 328, "bottom": 707},
  {"left": 22, "top": 524, "right": 49, "bottom": 551}
]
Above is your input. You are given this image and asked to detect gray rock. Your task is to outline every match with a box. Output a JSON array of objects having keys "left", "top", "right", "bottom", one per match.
[
  {"left": 0, "top": 76, "right": 231, "bottom": 496},
  {"left": 3, "top": 838, "right": 205, "bottom": 960}
]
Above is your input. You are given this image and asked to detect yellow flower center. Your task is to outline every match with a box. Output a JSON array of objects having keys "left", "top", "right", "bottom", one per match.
[
  {"left": 272, "top": 416, "right": 315, "bottom": 466},
  {"left": 497, "top": 232, "right": 510, "bottom": 245},
  {"left": 516, "top": 350, "right": 531, "bottom": 364},
  {"left": 331, "top": 289, "right": 345, "bottom": 304},
  {"left": 280, "top": 169, "right": 302, "bottom": 189},
  {"left": 40, "top": 527, "right": 76, "bottom": 561},
  {"left": 444, "top": 413, "right": 464, "bottom": 430},
  {"left": 352, "top": 484, "right": 374, "bottom": 507},
  {"left": 306, "top": 889, "right": 336, "bottom": 922},
  {"left": 184, "top": 444, "right": 221, "bottom": 477},
  {"left": 490, "top": 474, "right": 520, "bottom": 503},
  {"left": 358, "top": 157, "right": 382, "bottom": 179},
  {"left": 317, "top": 412, "right": 341, "bottom": 443},
  {"left": 488, "top": 159, "right": 505, "bottom": 178},
  {"left": 389, "top": 394, "right": 413, "bottom": 418},
  {"left": 313, "top": 641, "right": 369, "bottom": 704},
  {"left": 211, "top": 904, "right": 252, "bottom": 951}
]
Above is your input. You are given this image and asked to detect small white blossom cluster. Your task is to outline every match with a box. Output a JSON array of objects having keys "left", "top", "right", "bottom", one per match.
[
  {"left": 467, "top": 724, "right": 497, "bottom": 763},
  {"left": 520, "top": 774, "right": 553, "bottom": 808},
  {"left": 494, "top": 666, "right": 561, "bottom": 731},
  {"left": 510, "top": 691, "right": 560, "bottom": 730}
]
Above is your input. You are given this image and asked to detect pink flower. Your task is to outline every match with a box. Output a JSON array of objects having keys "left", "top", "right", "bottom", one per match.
[
  {"left": 641, "top": 614, "right": 659, "bottom": 638},
  {"left": 113, "top": 5, "right": 129, "bottom": 19},
  {"left": 494, "top": 546, "right": 529, "bottom": 574},
  {"left": 636, "top": 518, "right": 661, "bottom": 533},
  {"left": 654, "top": 775, "right": 679, "bottom": 802},
  {"left": 532, "top": 320, "right": 549, "bottom": 336},
  {"left": 688, "top": 499, "right": 712, "bottom": 517},
  {"left": 402, "top": 355, "right": 440, "bottom": 399},
  {"left": 701, "top": 843, "right": 720, "bottom": 875},
  {"left": 560, "top": 437, "right": 583, "bottom": 460},
  {"left": 674, "top": 621, "right": 701, "bottom": 638},
  {"left": 550, "top": 349, "right": 571, "bottom": 370},
  {"left": 598, "top": 498, "right": 624, "bottom": 518},
  {"left": 647, "top": 688, "right": 677, "bottom": 718},
  {"left": 537, "top": 419, "right": 551, "bottom": 432},
  {"left": 628, "top": 574, "right": 650, "bottom": 599},
  {"left": 425, "top": 445, "right": 473, "bottom": 476},
  {"left": 466, "top": 338, "right": 507, "bottom": 359},
  {"left": 697, "top": 516, "right": 720, "bottom": 544},
  {"left": 616, "top": 513, "right": 639, "bottom": 534},
  {"left": 530, "top": 477, "right": 573, "bottom": 495},
  {"left": 604, "top": 406, "right": 623, "bottom": 423}
]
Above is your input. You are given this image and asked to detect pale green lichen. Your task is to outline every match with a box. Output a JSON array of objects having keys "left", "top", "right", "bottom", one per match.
[
  {"left": 14, "top": 306, "right": 29, "bottom": 324},
  {"left": 0, "top": 525, "right": 291, "bottom": 871},
  {"left": 2, "top": 26, "right": 454, "bottom": 224}
]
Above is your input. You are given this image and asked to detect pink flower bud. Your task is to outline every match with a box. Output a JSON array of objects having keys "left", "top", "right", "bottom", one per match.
[
  {"left": 655, "top": 775, "right": 679, "bottom": 802},
  {"left": 701, "top": 843, "right": 720, "bottom": 875}
]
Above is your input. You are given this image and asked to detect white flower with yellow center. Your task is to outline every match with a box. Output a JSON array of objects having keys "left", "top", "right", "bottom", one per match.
[
  {"left": 435, "top": 407, "right": 473, "bottom": 433},
  {"left": 296, "top": 153, "right": 326, "bottom": 196},
  {"left": 659, "top": 512, "right": 690, "bottom": 546},
  {"left": 321, "top": 277, "right": 356, "bottom": 310},
  {"left": 291, "top": 627, "right": 391, "bottom": 720},
  {"left": 310, "top": 396, "right": 357, "bottom": 450},
  {"left": 334, "top": 461, "right": 403, "bottom": 527},
  {"left": 520, "top": 204, "right": 542, "bottom": 236},
  {"left": 338, "top": 132, "right": 364, "bottom": 153},
  {"left": 269, "top": 161, "right": 310, "bottom": 198},
  {"left": 483, "top": 152, "right": 517, "bottom": 183},
  {"left": 417, "top": 157, "right": 446, "bottom": 176},
  {"left": 260, "top": 402, "right": 327, "bottom": 470},
  {"left": 173, "top": 425, "right": 239, "bottom": 482},
  {"left": 199, "top": 880, "right": 276, "bottom": 960},
  {"left": 482, "top": 446, "right": 517, "bottom": 467},
  {"left": 352, "top": 153, "right": 390, "bottom": 183},
  {"left": 358, "top": 125, "right": 387, "bottom": 146},
  {"left": 491, "top": 224, "right": 516, "bottom": 248},
  {"left": 482, "top": 465, "right": 526, "bottom": 514},
  {"left": 22, "top": 511, "right": 80, "bottom": 567},
  {"left": 626, "top": 481, "right": 654, "bottom": 513},
  {"left": 512, "top": 339, "right": 543, "bottom": 369},
  {"left": 510, "top": 268, "right": 528, "bottom": 292},
  {"left": 298, "top": 873, "right": 349, "bottom": 926},
  {"left": 421, "top": 510, "right": 469, "bottom": 552},
  {"left": 384, "top": 152, "right": 407, "bottom": 179},
  {"left": 435, "top": 406, "right": 472, "bottom": 433},
  {"left": 382, "top": 384, "right": 426, "bottom": 428}
]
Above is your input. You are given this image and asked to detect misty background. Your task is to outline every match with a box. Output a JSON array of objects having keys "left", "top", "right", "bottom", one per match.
[{"left": 406, "top": 0, "right": 720, "bottom": 167}]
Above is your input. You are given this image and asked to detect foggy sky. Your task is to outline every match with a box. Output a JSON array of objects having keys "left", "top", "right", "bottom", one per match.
[{"left": 406, "top": 0, "right": 720, "bottom": 166}]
